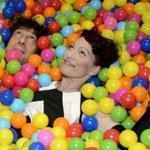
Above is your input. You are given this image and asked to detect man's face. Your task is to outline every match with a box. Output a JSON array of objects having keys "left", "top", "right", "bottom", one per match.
[{"left": 6, "top": 27, "right": 37, "bottom": 64}]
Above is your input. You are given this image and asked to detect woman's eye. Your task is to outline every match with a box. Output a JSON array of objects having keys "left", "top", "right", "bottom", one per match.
[{"left": 79, "top": 50, "right": 86, "bottom": 56}]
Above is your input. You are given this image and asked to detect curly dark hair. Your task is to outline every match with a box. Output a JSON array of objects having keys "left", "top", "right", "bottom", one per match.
[
  {"left": 81, "top": 28, "right": 119, "bottom": 68},
  {"left": 10, "top": 16, "right": 48, "bottom": 38}
]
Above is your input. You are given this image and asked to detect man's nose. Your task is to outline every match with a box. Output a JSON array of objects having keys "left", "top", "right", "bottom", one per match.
[{"left": 18, "top": 36, "right": 26, "bottom": 45}]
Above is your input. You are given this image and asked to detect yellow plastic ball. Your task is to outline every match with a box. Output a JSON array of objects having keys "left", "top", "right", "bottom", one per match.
[
  {"left": 119, "top": 130, "right": 138, "bottom": 148},
  {"left": 105, "top": 79, "right": 121, "bottom": 93},
  {"left": 141, "top": 23, "right": 150, "bottom": 35},
  {"left": 102, "top": 0, "right": 115, "bottom": 10},
  {"left": 145, "top": 60, "right": 150, "bottom": 69},
  {"left": 123, "top": 61, "right": 139, "bottom": 77},
  {"left": 119, "top": 50, "right": 131, "bottom": 65},
  {"left": 101, "top": 29, "right": 114, "bottom": 40},
  {"left": 81, "top": 83, "right": 96, "bottom": 98},
  {"left": 72, "top": 24, "right": 82, "bottom": 31},
  {"left": 16, "top": 137, "right": 30, "bottom": 149},
  {"left": 85, "top": 139, "right": 100, "bottom": 149},
  {"left": 114, "top": 29, "right": 125, "bottom": 43},
  {"left": 51, "top": 126, "right": 66, "bottom": 138},
  {"left": 32, "top": 14, "right": 45, "bottom": 25},
  {"left": 0, "top": 35, "right": 2, "bottom": 43},
  {"left": 145, "top": 2, "right": 150, "bottom": 11},
  {"left": 0, "top": 110, "right": 13, "bottom": 121},
  {"left": 64, "top": 0, "right": 75, "bottom": 4},
  {"left": 108, "top": 66, "right": 122, "bottom": 79},
  {"left": 81, "top": 99, "right": 98, "bottom": 115},
  {"left": 50, "top": 138, "right": 68, "bottom": 150},
  {"left": 0, "top": 144, "right": 10, "bottom": 150},
  {"left": 114, "top": 0, "right": 127, "bottom": 7},
  {"left": 81, "top": 20, "right": 95, "bottom": 30},
  {"left": 129, "top": 142, "right": 147, "bottom": 150},
  {"left": 21, "top": 140, "right": 32, "bottom": 150},
  {"left": 134, "top": 2, "right": 146, "bottom": 15},
  {"left": 142, "top": 12, "right": 150, "bottom": 24},
  {"left": 33, "top": 112, "right": 49, "bottom": 129},
  {"left": 0, "top": 58, "right": 6, "bottom": 69},
  {"left": 61, "top": 3, "right": 73, "bottom": 14},
  {"left": 98, "top": 97, "right": 115, "bottom": 113}
]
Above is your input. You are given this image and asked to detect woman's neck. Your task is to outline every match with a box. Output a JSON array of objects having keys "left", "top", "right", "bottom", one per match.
[{"left": 56, "top": 77, "right": 88, "bottom": 92}]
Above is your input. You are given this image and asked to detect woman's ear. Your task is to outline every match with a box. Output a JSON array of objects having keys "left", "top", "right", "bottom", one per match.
[{"left": 89, "top": 66, "right": 101, "bottom": 76}]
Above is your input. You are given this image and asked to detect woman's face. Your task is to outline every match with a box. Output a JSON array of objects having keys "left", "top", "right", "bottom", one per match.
[{"left": 61, "top": 37, "right": 99, "bottom": 79}]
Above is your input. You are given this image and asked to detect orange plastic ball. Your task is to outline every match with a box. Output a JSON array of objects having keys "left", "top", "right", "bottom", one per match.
[
  {"left": 131, "top": 86, "right": 147, "bottom": 102},
  {"left": 38, "top": 64, "right": 51, "bottom": 75},
  {"left": 120, "top": 76, "right": 132, "bottom": 90},
  {"left": 44, "top": 7, "right": 56, "bottom": 18},
  {"left": 24, "top": 0, "right": 35, "bottom": 9},
  {"left": 21, "top": 8, "right": 33, "bottom": 19},
  {"left": 21, "top": 123, "right": 37, "bottom": 138},
  {"left": 124, "top": 3, "right": 135, "bottom": 14},
  {"left": 67, "top": 32, "right": 80, "bottom": 46},
  {"left": 132, "top": 53, "right": 146, "bottom": 65},
  {"left": 50, "top": 67, "right": 62, "bottom": 81},
  {"left": 28, "top": 54, "right": 42, "bottom": 68},
  {"left": 130, "top": 106, "right": 146, "bottom": 122},
  {"left": 53, "top": 117, "right": 70, "bottom": 131},
  {"left": 74, "top": 0, "right": 87, "bottom": 11},
  {"left": 0, "top": 68, "right": 4, "bottom": 79},
  {"left": 10, "top": 113, "right": 27, "bottom": 129}
]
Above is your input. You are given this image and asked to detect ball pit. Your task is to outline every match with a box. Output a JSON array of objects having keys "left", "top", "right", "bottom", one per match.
[{"left": 0, "top": 0, "right": 150, "bottom": 149}]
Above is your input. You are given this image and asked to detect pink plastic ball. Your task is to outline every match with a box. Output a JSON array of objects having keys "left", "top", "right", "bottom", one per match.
[
  {"left": 103, "top": 11, "right": 114, "bottom": 21},
  {"left": 21, "top": 63, "right": 35, "bottom": 77},
  {"left": 40, "top": 0, "right": 50, "bottom": 9},
  {"left": 6, "top": 49, "right": 21, "bottom": 61},
  {"left": 41, "top": 48, "right": 55, "bottom": 63},
  {"left": 14, "top": 71, "right": 29, "bottom": 87},
  {"left": 127, "top": 40, "right": 141, "bottom": 56},
  {"left": 138, "top": 31, "right": 147, "bottom": 41},
  {"left": 128, "top": 13, "right": 141, "bottom": 24},
  {"left": 114, "top": 88, "right": 128, "bottom": 103},
  {"left": 38, "top": 130, "right": 54, "bottom": 146},
  {"left": 104, "top": 17, "right": 117, "bottom": 30}
]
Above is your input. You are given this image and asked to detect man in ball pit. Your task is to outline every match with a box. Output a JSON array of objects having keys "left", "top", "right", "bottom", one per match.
[{"left": 25, "top": 27, "right": 119, "bottom": 128}]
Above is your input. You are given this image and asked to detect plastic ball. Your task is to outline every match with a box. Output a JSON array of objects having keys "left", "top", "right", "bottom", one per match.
[
  {"left": 10, "top": 113, "right": 27, "bottom": 129},
  {"left": 28, "top": 54, "right": 42, "bottom": 68},
  {"left": 47, "top": 21, "right": 61, "bottom": 33},
  {"left": 110, "top": 106, "right": 128, "bottom": 123},
  {"left": 51, "top": 126, "right": 66, "bottom": 138},
  {"left": 6, "top": 49, "right": 21, "bottom": 61},
  {"left": 123, "top": 61, "right": 139, "bottom": 77},
  {"left": 108, "top": 66, "right": 122, "bottom": 79},
  {"left": 81, "top": 83, "right": 96, "bottom": 98},
  {"left": 67, "top": 11, "right": 81, "bottom": 24},
  {"left": 55, "top": 45, "right": 67, "bottom": 58},
  {"left": 32, "top": 4, "right": 43, "bottom": 15},
  {"left": 61, "top": 25, "right": 74, "bottom": 37},
  {"left": 0, "top": 128, "right": 13, "bottom": 145},
  {"left": 138, "top": 66, "right": 150, "bottom": 80},
  {"left": 19, "top": 88, "right": 34, "bottom": 103},
  {"left": 10, "top": 98, "right": 25, "bottom": 113},
  {"left": 132, "top": 77, "right": 148, "bottom": 88},
  {"left": 104, "top": 17, "right": 117, "bottom": 30},
  {"left": 21, "top": 123, "right": 37, "bottom": 139},
  {"left": 29, "top": 142, "right": 45, "bottom": 150},
  {"left": 124, "top": 29, "right": 137, "bottom": 42},
  {"left": 68, "top": 138, "right": 85, "bottom": 150},
  {"left": 128, "top": 13, "right": 141, "bottom": 24},
  {"left": 33, "top": 113, "right": 49, "bottom": 129},
  {"left": 61, "top": 3, "right": 73, "bottom": 14},
  {"left": 129, "top": 142, "right": 147, "bottom": 150},
  {"left": 38, "top": 73, "right": 52, "bottom": 87},
  {"left": 57, "top": 16, "right": 68, "bottom": 28},
  {"left": 90, "top": 130, "right": 103, "bottom": 142},
  {"left": 50, "top": 138, "right": 68, "bottom": 150},
  {"left": 142, "top": 12, "right": 150, "bottom": 24},
  {"left": 82, "top": 116, "right": 98, "bottom": 132},
  {"left": 21, "top": 8, "right": 33, "bottom": 19},
  {"left": 126, "top": 21, "right": 140, "bottom": 32},
  {"left": 140, "top": 129, "right": 150, "bottom": 148},
  {"left": 67, "top": 123, "right": 84, "bottom": 137},
  {"left": 114, "top": 8, "right": 127, "bottom": 21},
  {"left": 81, "top": 99, "right": 98, "bottom": 115},
  {"left": 102, "top": 0, "right": 115, "bottom": 10},
  {"left": 2, "top": 6, "right": 15, "bottom": 19},
  {"left": 51, "top": 33, "right": 64, "bottom": 47},
  {"left": 10, "top": 128, "right": 19, "bottom": 143},
  {"left": 41, "top": 48, "right": 55, "bottom": 63},
  {"left": 117, "top": 21, "right": 126, "bottom": 30},
  {"left": 134, "top": 2, "right": 146, "bottom": 15},
  {"left": 140, "top": 37, "right": 150, "bottom": 53},
  {"left": 101, "top": 29, "right": 114, "bottom": 40},
  {"left": 140, "top": 23, "right": 150, "bottom": 35},
  {"left": 119, "top": 130, "right": 138, "bottom": 148},
  {"left": 74, "top": 0, "right": 87, "bottom": 11},
  {"left": 12, "top": 86, "right": 23, "bottom": 98},
  {"left": 38, "top": 64, "right": 51, "bottom": 75},
  {"left": 44, "top": 7, "right": 56, "bottom": 18},
  {"left": 100, "top": 139, "right": 118, "bottom": 150},
  {"left": 53, "top": 117, "right": 70, "bottom": 131},
  {"left": 38, "top": 130, "right": 54, "bottom": 146},
  {"left": 27, "top": 78, "right": 40, "bottom": 92},
  {"left": 15, "top": 0, "right": 26, "bottom": 13},
  {"left": 0, "top": 118, "right": 11, "bottom": 129},
  {"left": 0, "top": 28, "right": 12, "bottom": 42},
  {"left": 85, "top": 139, "right": 99, "bottom": 149},
  {"left": 98, "top": 67, "right": 108, "bottom": 82},
  {"left": 7, "top": 60, "right": 21, "bottom": 74},
  {"left": 90, "top": 0, "right": 101, "bottom": 10},
  {"left": 21, "top": 63, "right": 35, "bottom": 77},
  {"left": 37, "top": 36, "right": 50, "bottom": 50},
  {"left": 0, "top": 89, "right": 14, "bottom": 106},
  {"left": 49, "top": 0, "right": 61, "bottom": 11},
  {"left": 0, "top": 109, "right": 13, "bottom": 121}
]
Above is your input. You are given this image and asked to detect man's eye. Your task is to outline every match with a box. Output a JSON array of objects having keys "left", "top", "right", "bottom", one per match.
[
  {"left": 28, "top": 35, "right": 36, "bottom": 40},
  {"left": 15, "top": 31, "right": 21, "bottom": 35}
]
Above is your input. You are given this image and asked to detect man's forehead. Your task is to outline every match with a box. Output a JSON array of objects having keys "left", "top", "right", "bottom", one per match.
[{"left": 16, "top": 27, "right": 36, "bottom": 35}]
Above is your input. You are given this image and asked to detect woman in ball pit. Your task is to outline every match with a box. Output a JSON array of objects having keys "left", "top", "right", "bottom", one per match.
[{"left": 25, "top": 27, "right": 119, "bottom": 127}]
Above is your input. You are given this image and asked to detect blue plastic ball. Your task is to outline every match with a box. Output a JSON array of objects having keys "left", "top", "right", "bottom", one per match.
[
  {"left": 132, "top": 77, "right": 149, "bottom": 88},
  {"left": 0, "top": 118, "right": 11, "bottom": 129},
  {"left": 90, "top": 0, "right": 101, "bottom": 10},
  {"left": 29, "top": 142, "right": 45, "bottom": 150},
  {"left": 61, "top": 25, "right": 74, "bottom": 37},
  {"left": 15, "top": 0, "right": 26, "bottom": 13},
  {"left": 2, "top": 6, "right": 15, "bottom": 19},
  {"left": 0, "top": 41, "right": 5, "bottom": 48},
  {"left": 117, "top": 21, "right": 126, "bottom": 30},
  {"left": 0, "top": 28, "right": 12, "bottom": 42},
  {"left": 55, "top": 45, "right": 67, "bottom": 58},
  {"left": 10, "top": 128, "right": 19, "bottom": 143},
  {"left": 0, "top": 89, "right": 14, "bottom": 105},
  {"left": 86, "top": 76, "right": 102, "bottom": 86},
  {"left": 45, "top": 17, "right": 55, "bottom": 26},
  {"left": 128, "top": 0, "right": 139, "bottom": 4},
  {"left": 38, "top": 73, "right": 52, "bottom": 87},
  {"left": 10, "top": 98, "right": 25, "bottom": 113},
  {"left": 31, "top": 131, "right": 40, "bottom": 142},
  {"left": 82, "top": 116, "right": 98, "bottom": 132},
  {"left": 6, "top": 0, "right": 16, "bottom": 10},
  {"left": 140, "top": 37, "right": 150, "bottom": 53},
  {"left": 81, "top": 5, "right": 90, "bottom": 14}
]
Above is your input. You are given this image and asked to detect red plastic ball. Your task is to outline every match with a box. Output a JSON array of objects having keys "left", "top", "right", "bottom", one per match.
[
  {"left": 12, "top": 86, "right": 23, "bottom": 98},
  {"left": 104, "top": 129, "right": 120, "bottom": 144},
  {"left": 94, "top": 17, "right": 103, "bottom": 27},
  {"left": 49, "top": 0, "right": 61, "bottom": 11},
  {"left": 97, "top": 8, "right": 106, "bottom": 18},
  {"left": 2, "top": 74, "right": 15, "bottom": 89},
  {"left": 67, "top": 123, "right": 84, "bottom": 137},
  {"left": 120, "top": 92, "right": 137, "bottom": 109},
  {"left": 37, "top": 36, "right": 50, "bottom": 50},
  {"left": 114, "top": 8, "right": 128, "bottom": 21},
  {"left": 47, "top": 21, "right": 61, "bottom": 33},
  {"left": 27, "top": 78, "right": 39, "bottom": 92},
  {"left": 138, "top": 66, "right": 150, "bottom": 80},
  {"left": 32, "top": 4, "right": 43, "bottom": 15}
]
